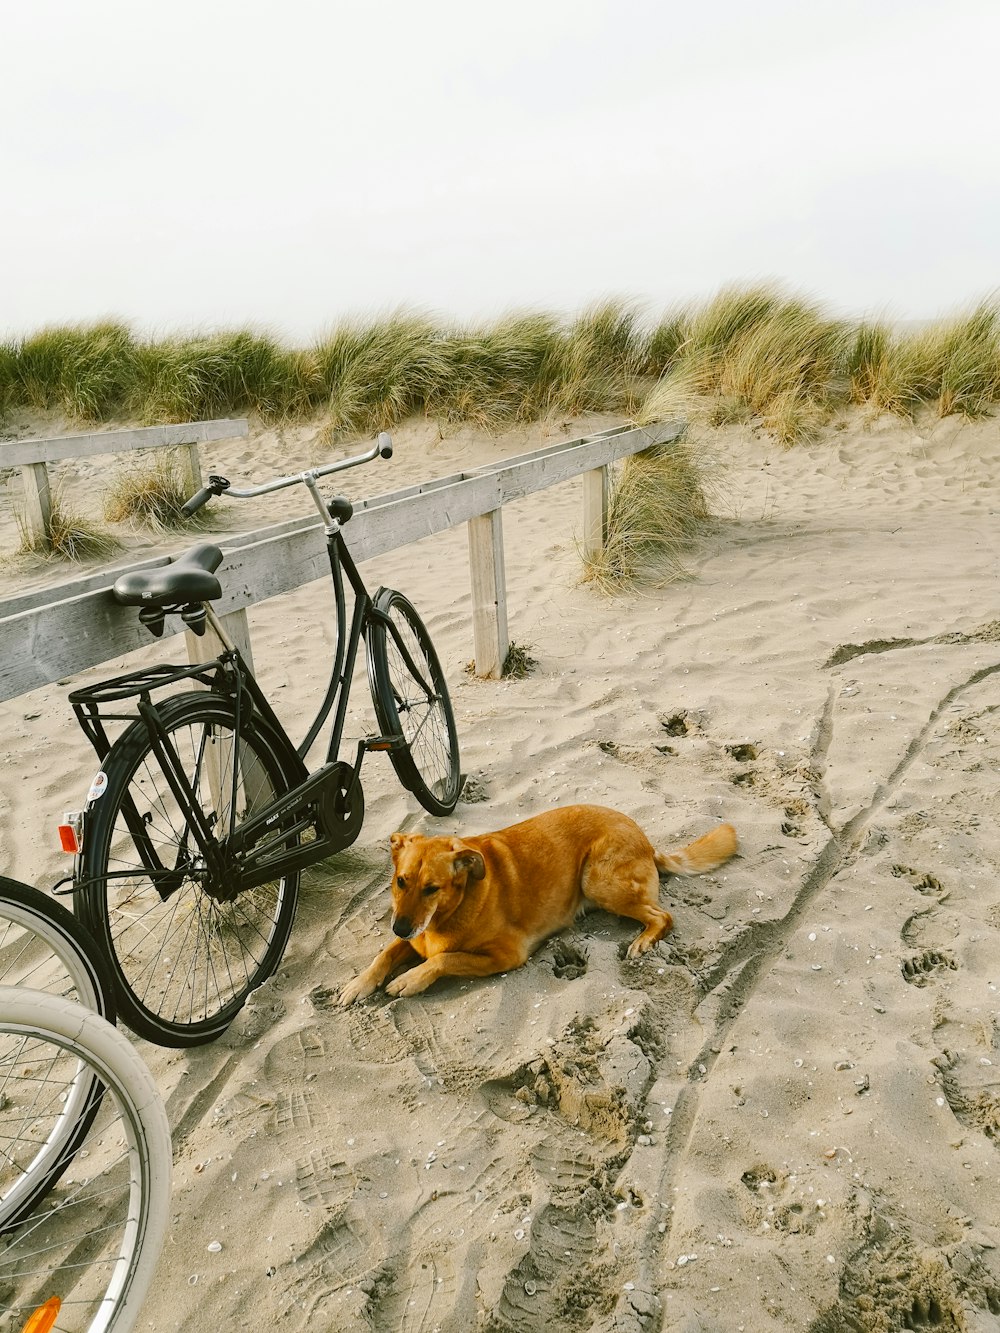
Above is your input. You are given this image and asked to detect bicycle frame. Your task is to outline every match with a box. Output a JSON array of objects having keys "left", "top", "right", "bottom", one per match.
[{"left": 70, "top": 468, "right": 439, "bottom": 901}]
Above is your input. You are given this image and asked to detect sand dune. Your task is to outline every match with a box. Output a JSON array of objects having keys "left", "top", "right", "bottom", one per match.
[{"left": 2, "top": 407, "right": 1000, "bottom": 1330}]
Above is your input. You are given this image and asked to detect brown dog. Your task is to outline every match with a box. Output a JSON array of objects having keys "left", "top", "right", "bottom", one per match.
[{"left": 339, "top": 805, "right": 737, "bottom": 1004}]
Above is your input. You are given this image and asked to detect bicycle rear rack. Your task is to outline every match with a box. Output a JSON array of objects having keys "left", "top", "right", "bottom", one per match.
[{"left": 69, "top": 658, "right": 235, "bottom": 763}]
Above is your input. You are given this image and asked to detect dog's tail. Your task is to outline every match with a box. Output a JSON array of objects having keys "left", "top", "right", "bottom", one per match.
[{"left": 655, "top": 822, "right": 738, "bottom": 876}]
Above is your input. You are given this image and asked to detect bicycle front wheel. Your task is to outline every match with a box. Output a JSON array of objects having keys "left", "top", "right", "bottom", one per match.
[
  {"left": 0, "top": 878, "right": 115, "bottom": 1230},
  {"left": 368, "top": 589, "right": 461, "bottom": 817},
  {"left": 0, "top": 987, "right": 171, "bottom": 1333},
  {"left": 78, "top": 692, "right": 301, "bottom": 1047}
]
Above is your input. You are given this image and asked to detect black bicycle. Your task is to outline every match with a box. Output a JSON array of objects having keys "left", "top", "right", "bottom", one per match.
[{"left": 63, "top": 434, "right": 461, "bottom": 1047}]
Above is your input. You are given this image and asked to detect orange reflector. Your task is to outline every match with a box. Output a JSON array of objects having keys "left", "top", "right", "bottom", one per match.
[
  {"left": 58, "top": 824, "right": 80, "bottom": 854},
  {"left": 22, "top": 1297, "right": 61, "bottom": 1333}
]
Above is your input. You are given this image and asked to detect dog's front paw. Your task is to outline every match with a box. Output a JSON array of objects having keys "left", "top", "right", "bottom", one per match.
[
  {"left": 339, "top": 973, "right": 377, "bottom": 1006},
  {"left": 385, "top": 967, "right": 431, "bottom": 998},
  {"left": 626, "top": 935, "right": 656, "bottom": 959}
]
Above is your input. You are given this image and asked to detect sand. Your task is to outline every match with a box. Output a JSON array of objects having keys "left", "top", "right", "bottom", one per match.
[{"left": 3, "top": 407, "right": 1000, "bottom": 1331}]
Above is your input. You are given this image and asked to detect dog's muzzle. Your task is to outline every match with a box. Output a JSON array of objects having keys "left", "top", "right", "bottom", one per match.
[{"left": 392, "top": 916, "right": 413, "bottom": 939}]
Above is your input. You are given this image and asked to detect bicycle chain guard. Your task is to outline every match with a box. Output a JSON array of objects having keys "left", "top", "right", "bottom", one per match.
[{"left": 315, "top": 761, "right": 365, "bottom": 853}]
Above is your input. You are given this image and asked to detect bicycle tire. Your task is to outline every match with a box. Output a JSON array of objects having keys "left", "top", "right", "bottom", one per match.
[
  {"left": 368, "top": 588, "right": 461, "bottom": 817},
  {"left": 0, "top": 877, "right": 114, "bottom": 1017},
  {"left": 77, "top": 691, "right": 300, "bottom": 1047},
  {"left": 0, "top": 878, "right": 116, "bottom": 1231},
  {"left": 0, "top": 986, "right": 171, "bottom": 1333}
]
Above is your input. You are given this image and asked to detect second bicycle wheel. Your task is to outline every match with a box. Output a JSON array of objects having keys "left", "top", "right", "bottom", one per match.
[
  {"left": 368, "top": 588, "right": 461, "bottom": 816},
  {"left": 77, "top": 692, "right": 301, "bottom": 1047},
  {"left": 0, "top": 986, "right": 171, "bottom": 1333},
  {"left": 0, "top": 879, "right": 115, "bottom": 1231}
]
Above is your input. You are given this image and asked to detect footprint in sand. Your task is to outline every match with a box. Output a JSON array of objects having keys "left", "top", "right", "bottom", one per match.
[
  {"left": 808, "top": 1215, "right": 975, "bottom": 1331},
  {"left": 891, "top": 863, "right": 947, "bottom": 897},
  {"left": 933, "top": 1016, "right": 1000, "bottom": 1146},
  {"left": 739, "top": 1164, "right": 822, "bottom": 1237},
  {"left": 549, "top": 938, "right": 589, "bottom": 980},
  {"left": 488, "top": 1200, "right": 603, "bottom": 1333},
  {"left": 900, "top": 949, "right": 958, "bottom": 987}
]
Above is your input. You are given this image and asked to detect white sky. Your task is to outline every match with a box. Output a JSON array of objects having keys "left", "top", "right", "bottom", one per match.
[{"left": 4, "top": 0, "right": 999, "bottom": 339}]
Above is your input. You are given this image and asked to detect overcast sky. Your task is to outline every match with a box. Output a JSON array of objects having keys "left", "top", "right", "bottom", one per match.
[{"left": 4, "top": 0, "right": 998, "bottom": 340}]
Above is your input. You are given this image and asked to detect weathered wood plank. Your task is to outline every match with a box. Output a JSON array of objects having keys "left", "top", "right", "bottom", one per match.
[
  {"left": 0, "top": 420, "right": 684, "bottom": 702},
  {"left": 2, "top": 419, "right": 248, "bottom": 467},
  {"left": 467, "top": 510, "right": 508, "bottom": 679},
  {"left": 19, "top": 462, "right": 53, "bottom": 547},
  {"left": 177, "top": 441, "right": 204, "bottom": 495},
  {"left": 582, "top": 466, "right": 610, "bottom": 561}
]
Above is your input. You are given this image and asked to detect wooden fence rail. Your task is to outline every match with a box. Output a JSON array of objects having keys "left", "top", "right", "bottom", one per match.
[
  {"left": 0, "top": 419, "right": 683, "bottom": 702},
  {"left": 4, "top": 419, "right": 248, "bottom": 549}
]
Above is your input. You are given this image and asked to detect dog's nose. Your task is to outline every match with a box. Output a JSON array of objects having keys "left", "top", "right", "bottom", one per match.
[{"left": 392, "top": 916, "right": 412, "bottom": 939}]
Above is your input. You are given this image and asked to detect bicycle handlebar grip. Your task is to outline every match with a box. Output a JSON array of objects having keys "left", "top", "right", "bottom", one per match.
[
  {"left": 181, "top": 486, "right": 215, "bottom": 517},
  {"left": 377, "top": 432, "right": 393, "bottom": 458},
  {"left": 181, "top": 474, "right": 230, "bottom": 517}
]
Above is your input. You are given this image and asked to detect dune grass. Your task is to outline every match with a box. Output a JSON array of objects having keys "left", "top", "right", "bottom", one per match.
[
  {"left": 12, "top": 321, "right": 139, "bottom": 419},
  {"left": 103, "top": 453, "right": 212, "bottom": 531},
  {"left": 582, "top": 438, "right": 716, "bottom": 592},
  {"left": 134, "top": 329, "right": 316, "bottom": 423},
  {"left": 1, "top": 289, "right": 997, "bottom": 449},
  {"left": 16, "top": 494, "right": 123, "bottom": 562},
  {"left": 312, "top": 311, "right": 447, "bottom": 437}
]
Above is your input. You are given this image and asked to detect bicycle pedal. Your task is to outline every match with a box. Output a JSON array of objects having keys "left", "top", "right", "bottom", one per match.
[{"left": 364, "top": 734, "right": 398, "bottom": 752}]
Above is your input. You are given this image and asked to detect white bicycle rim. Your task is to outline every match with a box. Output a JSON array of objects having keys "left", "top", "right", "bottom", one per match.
[
  {"left": 0, "top": 893, "right": 105, "bottom": 1009},
  {"left": 0, "top": 988, "right": 171, "bottom": 1333},
  {"left": 0, "top": 892, "right": 109, "bottom": 1231}
]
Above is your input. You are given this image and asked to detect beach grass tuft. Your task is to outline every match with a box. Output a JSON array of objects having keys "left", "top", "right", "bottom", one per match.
[
  {"left": 103, "top": 453, "right": 212, "bottom": 530},
  {"left": 16, "top": 496, "right": 123, "bottom": 562},
  {"left": 427, "top": 313, "right": 563, "bottom": 429},
  {"left": 14, "top": 321, "right": 138, "bottom": 420},
  {"left": 582, "top": 438, "right": 715, "bottom": 592},
  {"left": 502, "top": 641, "right": 538, "bottom": 679},
  {"left": 312, "top": 311, "right": 446, "bottom": 437},
  {"left": 548, "top": 298, "right": 647, "bottom": 416},
  {"left": 135, "top": 328, "right": 313, "bottom": 423}
]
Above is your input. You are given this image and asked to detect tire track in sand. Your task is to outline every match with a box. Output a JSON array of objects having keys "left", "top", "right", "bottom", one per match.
[{"left": 608, "top": 650, "right": 1000, "bottom": 1331}]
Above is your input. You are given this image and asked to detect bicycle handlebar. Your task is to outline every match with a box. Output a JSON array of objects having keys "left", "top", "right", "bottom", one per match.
[{"left": 181, "top": 433, "right": 393, "bottom": 515}]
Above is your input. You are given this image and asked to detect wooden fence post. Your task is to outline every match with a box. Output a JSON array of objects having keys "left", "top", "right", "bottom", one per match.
[
  {"left": 176, "top": 441, "right": 203, "bottom": 496},
  {"left": 20, "top": 463, "right": 53, "bottom": 549},
  {"left": 184, "top": 609, "right": 256, "bottom": 676},
  {"left": 467, "top": 509, "right": 509, "bottom": 679},
  {"left": 184, "top": 609, "right": 258, "bottom": 811},
  {"left": 582, "top": 465, "right": 610, "bottom": 560}
]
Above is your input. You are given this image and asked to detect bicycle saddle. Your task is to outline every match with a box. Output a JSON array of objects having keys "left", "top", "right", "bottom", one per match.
[{"left": 113, "top": 543, "right": 224, "bottom": 607}]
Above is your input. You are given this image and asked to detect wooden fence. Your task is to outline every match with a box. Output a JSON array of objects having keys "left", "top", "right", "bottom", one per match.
[
  {"left": 0, "top": 419, "right": 683, "bottom": 701},
  {"left": 4, "top": 419, "right": 248, "bottom": 548}
]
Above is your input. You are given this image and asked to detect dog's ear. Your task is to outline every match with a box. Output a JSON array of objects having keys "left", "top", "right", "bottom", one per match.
[
  {"left": 390, "top": 832, "right": 410, "bottom": 854},
  {"left": 452, "top": 849, "right": 486, "bottom": 882}
]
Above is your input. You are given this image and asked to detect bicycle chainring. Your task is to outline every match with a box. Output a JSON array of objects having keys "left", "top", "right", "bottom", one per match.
[{"left": 316, "top": 761, "right": 365, "bottom": 853}]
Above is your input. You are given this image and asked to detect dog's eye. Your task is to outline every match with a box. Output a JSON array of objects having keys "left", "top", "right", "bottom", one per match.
[
  {"left": 422, "top": 884, "right": 439, "bottom": 897},
  {"left": 396, "top": 876, "right": 407, "bottom": 889}
]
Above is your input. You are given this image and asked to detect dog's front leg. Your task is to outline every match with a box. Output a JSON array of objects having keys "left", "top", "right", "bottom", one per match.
[
  {"left": 340, "top": 938, "right": 421, "bottom": 1006},
  {"left": 385, "top": 948, "right": 515, "bottom": 998}
]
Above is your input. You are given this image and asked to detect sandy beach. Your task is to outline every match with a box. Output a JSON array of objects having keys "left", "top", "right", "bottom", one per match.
[{"left": 3, "top": 406, "right": 1000, "bottom": 1331}]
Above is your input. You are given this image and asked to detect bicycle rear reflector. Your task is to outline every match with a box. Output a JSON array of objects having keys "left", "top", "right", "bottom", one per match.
[{"left": 57, "top": 812, "right": 83, "bottom": 854}]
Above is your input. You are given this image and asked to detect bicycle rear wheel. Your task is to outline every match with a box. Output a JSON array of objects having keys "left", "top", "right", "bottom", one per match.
[
  {"left": 78, "top": 692, "right": 300, "bottom": 1047},
  {"left": 368, "top": 589, "right": 461, "bottom": 817},
  {"left": 0, "top": 987, "right": 171, "bottom": 1333},
  {"left": 0, "top": 878, "right": 115, "bottom": 1231}
]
